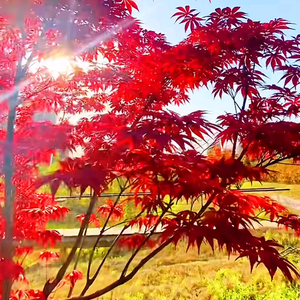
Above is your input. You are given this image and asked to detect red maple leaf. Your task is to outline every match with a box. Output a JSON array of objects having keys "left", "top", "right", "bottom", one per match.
[
  {"left": 65, "top": 270, "right": 83, "bottom": 288},
  {"left": 76, "top": 213, "right": 101, "bottom": 228},
  {"left": 116, "top": 0, "right": 139, "bottom": 14},
  {"left": 97, "top": 200, "right": 124, "bottom": 221},
  {"left": 39, "top": 251, "right": 60, "bottom": 263},
  {"left": 172, "top": 6, "right": 202, "bottom": 32}
]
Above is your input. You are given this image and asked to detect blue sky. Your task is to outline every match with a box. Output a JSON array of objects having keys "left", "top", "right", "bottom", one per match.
[{"left": 133, "top": 0, "right": 300, "bottom": 122}]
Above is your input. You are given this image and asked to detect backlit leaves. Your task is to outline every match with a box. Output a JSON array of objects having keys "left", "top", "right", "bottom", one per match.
[
  {"left": 118, "top": 234, "right": 158, "bottom": 250},
  {"left": 76, "top": 214, "right": 101, "bottom": 228},
  {"left": 237, "top": 237, "right": 300, "bottom": 281},
  {"left": 209, "top": 7, "right": 246, "bottom": 27},
  {"left": 97, "top": 200, "right": 124, "bottom": 221},
  {"left": 117, "top": 0, "right": 139, "bottom": 14},
  {"left": 39, "top": 251, "right": 59, "bottom": 263},
  {"left": 38, "top": 159, "right": 109, "bottom": 196},
  {"left": 37, "top": 230, "right": 62, "bottom": 247},
  {"left": 65, "top": 270, "right": 83, "bottom": 288},
  {"left": 3, "top": 0, "right": 300, "bottom": 297},
  {"left": 172, "top": 6, "right": 202, "bottom": 32},
  {"left": 0, "top": 260, "right": 25, "bottom": 281}
]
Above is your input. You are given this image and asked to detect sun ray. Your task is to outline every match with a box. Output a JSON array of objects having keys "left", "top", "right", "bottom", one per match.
[{"left": 40, "top": 57, "right": 74, "bottom": 78}]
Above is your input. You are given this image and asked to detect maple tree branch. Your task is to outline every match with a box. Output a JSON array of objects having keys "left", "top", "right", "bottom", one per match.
[
  {"left": 196, "top": 192, "right": 218, "bottom": 218},
  {"left": 190, "top": 196, "right": 197, "bottom": 211},
  {"left": 101, "top": 218, "right": 132, "bottom": 233},
  {"left": 131, "top": 98, "right": 154, "bottom": 128},
  {"left": 73, "top": 198, "right": 145, "bottom": 295},
  {"left": 23, "top": 81, "right": 58, "bottom": 103},
  {"left": 241, "top": 91, "right": 249, "bottom": 113},
  {"left": 119, "top": 193, "right": 173, "bottom": 279},
  {"left": 254, "top": 151, "right": 289, "bottom": 168},
  {"left": 228, "top": 88, "right": 240, "bottom": 114},
  {"left": 80, "top": 207, "right": 146, "bottom": 295},
  {"left": 43, "top": 193, "right": 98, "bottom": 298},
  {"left": 255, "top": 155, "right": 273, "bottom": 167},
  {"left": 231, "top": 133, "right": 241, "bottom": 159},
  {"left": 262, "top": 154, "right": 297, "bottom": 168},
  {"left": 0, "top": 5, "right": 50, "bottom": 297},
  {"left": 66, "top": 238, "right": 173, "bottom": 300},
  {"left": 200, "top": 138, "right": 219, "bottom": 155},
  {"left": 80, "top": 225, "right": 129, "bottom": 296},
  {"left": 237, "top": 142, "right": 250, "bottom": 162},
  {"left": 84, "top": 179, "right": 130, "bottom": 284}
]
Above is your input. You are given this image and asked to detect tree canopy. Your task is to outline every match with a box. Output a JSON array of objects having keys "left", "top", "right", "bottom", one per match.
[{"left": 1, "top": 1, "right": 300, "bottom": 300}]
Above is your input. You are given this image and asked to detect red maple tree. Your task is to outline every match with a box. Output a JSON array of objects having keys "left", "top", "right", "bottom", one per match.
[{"left": 1, "top": 1, "right": 300, "bottom": 300}]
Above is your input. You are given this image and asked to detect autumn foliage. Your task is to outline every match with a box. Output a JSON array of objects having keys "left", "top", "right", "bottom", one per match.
[{"left": 2, "top": 0, "right": 300, "bottom": 300}]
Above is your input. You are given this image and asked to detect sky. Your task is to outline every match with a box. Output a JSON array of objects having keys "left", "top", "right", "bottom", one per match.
[{"left": 133, "top": 0, "right": 300, "bottom": 122}]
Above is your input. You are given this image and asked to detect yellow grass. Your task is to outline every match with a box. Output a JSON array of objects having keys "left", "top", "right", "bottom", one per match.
[{"left": 15, "top": 229, "right": 300, "bottom": 300}]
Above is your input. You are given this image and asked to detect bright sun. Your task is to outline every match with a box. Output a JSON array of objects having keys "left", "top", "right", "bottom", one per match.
[
  {"left": 40, "top": 57, "right": 74, "bottom": 78},
  {"left": 38, "top": 56, "right": 92, "bottom": 79},
  {"left": 35, "top": 53, "right": 107, "bottom": 79}
]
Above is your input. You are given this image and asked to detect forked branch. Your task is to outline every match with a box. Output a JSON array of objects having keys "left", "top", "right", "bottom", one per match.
[{"left": 66, "top": 238, "right": 173, "bottom": 300}]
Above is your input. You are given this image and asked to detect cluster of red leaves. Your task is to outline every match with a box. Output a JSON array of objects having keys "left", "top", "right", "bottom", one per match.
[
  {"left": 7, "top": 270, "right": 84, "bottom": 300},
  {"left": 118, "top": 234, "right": 158, "bottom": 250},
  {"left": 0, "top": 0, "right": 143, "bottom": 298},
  {"left": 76, "top": 199, "right": 124, "bottom": 228},
  {"left": 38, "top": 159, "right": 109, "bottom": 196},
  {"left": 208, "top": 156, "right": 268, "bottom": 186},
  {"left": 39, "top": 251, "right": 59, "bottom": 263},
  {"left": 76, "top": 213, "right": 101, "bottom": 228},
  {"left": 219, "top": 113, "right": 300, "bottom": 162},
  {"left": 23, "top": 205, "right": 69, "bottom": 222},
  {"left": 10, "top": 290, "right": 46, "bottom": 300},
  {"left": 157, "top": 199, "right": 299, "bottom": 281},
  {"left": 236, "top": 237, "right": 299, "bottom": 281},
  {"left": 36, "top": 230, "right": 62, "bottom": 248},
  {"left": 117, "top": 0, "right": 139, "bottom": 14},
  {"left": 65, "top": 270, "right": 83, "bottom": 288},
  {"left": 97, "top": 200, "right": 124, "bottom": 221},
  {"left": 0, "top": 260, "right": 25, "bottom": 282},
  {"left": 3, "top": 0, "right": 300, "bottom": 298},
  {"left": 212, "top": 191, "right": 288, "bottom": 220},
  {"left": 129, "top": 215, "right": 161, "bottom": 231},
  {"left": 0, "top": 181, "right": 66, "bottom": 255},
  {"left": 172, "top": 6, "right": 203, "bottom": 32}
]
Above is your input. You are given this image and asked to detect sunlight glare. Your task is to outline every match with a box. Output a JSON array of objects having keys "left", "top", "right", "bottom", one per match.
[
  {"left": 40, "top": 57, "right": 74, "bottom": 78},
  {"left": 39, "top": 55, "right": 105, "bottom": 79}
]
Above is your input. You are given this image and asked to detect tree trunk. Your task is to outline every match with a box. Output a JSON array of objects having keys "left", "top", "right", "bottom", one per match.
[{"left": 1, "top": 78, "right": 19, "bottom": 300}]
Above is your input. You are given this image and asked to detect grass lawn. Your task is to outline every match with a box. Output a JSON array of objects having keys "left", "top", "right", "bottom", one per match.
[
  {"left": 23, "top": 181, "right": 300, "bottom": 299},
  {"left": 16, "top": 229, "right": 300, "bottom": 300}
]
